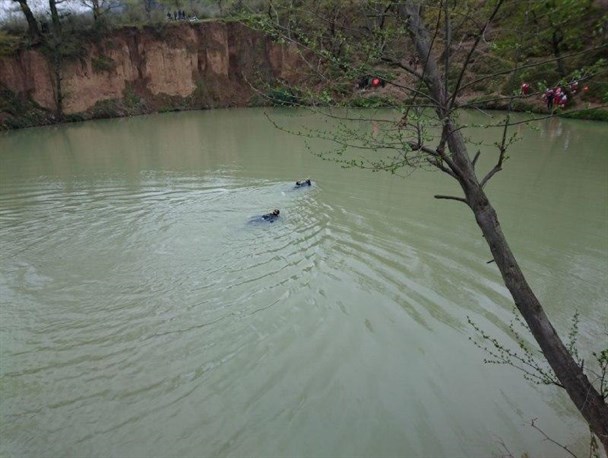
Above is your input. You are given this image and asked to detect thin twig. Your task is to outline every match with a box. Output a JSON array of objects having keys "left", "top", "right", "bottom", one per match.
[
  {"left": 530, "top": 418, "right": 578, "bottom": 458},
  {"left": 472, "top": 150, "right": 481, "bottom": 169},
  {"left": 480, "top": 113, "right": 510, "bottom": 188},
  {"left": 448, "top": 0, "right": 504, "bottom": 111},
  {"left": 426, "top": 158, "right": 456, "bottom": 178},
  {"left": 434, "top": 194, "right": 468, "bottom": 204},
  {"left": 457, "top": 44, "right": 608, "bottom": 95}
]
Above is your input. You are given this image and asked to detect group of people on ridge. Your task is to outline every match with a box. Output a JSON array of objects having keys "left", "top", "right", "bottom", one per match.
[
  {"left": 167, "top": 10, "right": 196, "bottom": 21},
  {"left": 521, "top": 80, "right": 588, "bottom": 112}
]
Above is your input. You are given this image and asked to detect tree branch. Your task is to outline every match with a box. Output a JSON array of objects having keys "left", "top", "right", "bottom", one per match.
[
  {"left": 472, "top": 150, "right": 481, "bottom": 169},
  {"left": 480, "top": 113, "right": 510, "bottom": 188},
  {"left": 530, "top": 418, "right": 578, "bottom": 458},
  {"left": 443, "top": 0, "right": 450, "bottom": 103},
  {"left": 448, "top": 0, "right": 504, "bottom": 111},
  {"left": 379, "top": 55, "right": 424, "bottom": 80},
  {"left": 434, "top": 194, "right": 468, "bottom": 204},
  {"left": 457, "top": 44, "right": 608, "bottom": 95},
  {"left": 426, "top": 157, "right": 456, "bottom": 178}
]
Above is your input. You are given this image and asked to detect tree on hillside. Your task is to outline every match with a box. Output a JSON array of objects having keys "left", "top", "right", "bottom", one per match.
[
  {"left": 11, "top": 0, "right": 43, "bottom": 41},
  {"left": 493, "top": 0, "right": 605, "bottom": 82},
  {"left": 527, "top": 0, "right": 594, "bottom": 78},
  {"left": 79, "top": 0, "right": 121, "bottom": 22},
  {"left": 5, "top": 0, "right": 70, "bottom": 119},
  {"left": 47, "top": 0, "right": 67, "bottom": 119},
  {"left": 252, "top": 0, "right": 608, "bottom": 451}
]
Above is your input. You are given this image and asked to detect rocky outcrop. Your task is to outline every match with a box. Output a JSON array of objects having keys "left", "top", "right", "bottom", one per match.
[{"left": 0, "top": 21, "right": 302, "bottom": 125}]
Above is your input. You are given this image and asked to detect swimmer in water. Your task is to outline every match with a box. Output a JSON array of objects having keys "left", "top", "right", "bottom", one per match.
[
  {"left": 248, "top": 209, "right": 280, "bottom": 224},
  {"left": 295, "top": 179, "right": 312, "bottom": 187},
  {"left": 262, "top": 209, "right": 280, "bottom": 222}
]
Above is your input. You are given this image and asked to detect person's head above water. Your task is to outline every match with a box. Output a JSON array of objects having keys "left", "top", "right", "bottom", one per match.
[
  {"left": 260, "top": 209, "right": 280, "bottom": 222},
  {"left": 261, "top": 209, "right": 280, "bottom": 221}
]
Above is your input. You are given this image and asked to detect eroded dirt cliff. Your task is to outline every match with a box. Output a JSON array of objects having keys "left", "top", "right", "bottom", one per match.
[{"left": 0, "top": 21, "right": 302, "bottom": 128}]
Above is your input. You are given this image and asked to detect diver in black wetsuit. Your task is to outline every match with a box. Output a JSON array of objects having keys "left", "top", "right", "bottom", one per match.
[
  {"left": 295, "top": 179, "right": 311, "bottom": 187},
  {"left": 262, "top": 209, "right": 280, "bottom": 222},
  {"left": 249, "top": 209, "right": 280, "bottom": 224}
]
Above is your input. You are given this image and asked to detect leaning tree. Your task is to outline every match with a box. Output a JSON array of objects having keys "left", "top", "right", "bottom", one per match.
[
  {"left": 10, "top": 0, "right": 43, "bottom": 41},
  {"left": 251, "top": 0, "right": 608, "bottom": 451}
]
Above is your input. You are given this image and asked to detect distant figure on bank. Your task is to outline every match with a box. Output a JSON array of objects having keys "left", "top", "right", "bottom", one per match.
[
  {"left": 295, "top": 179, "right": 312, "bottom": 188},
  {"left": 357, "top": 75, "right": 371, "bottom": 90},
  {"left": 544, "top": 88, "right": 555, "bottom": 111}
]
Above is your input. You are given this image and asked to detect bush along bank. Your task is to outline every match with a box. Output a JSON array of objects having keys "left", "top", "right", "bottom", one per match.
[{"left": 1, "top": 15, "right": 607, "bottom": 131}]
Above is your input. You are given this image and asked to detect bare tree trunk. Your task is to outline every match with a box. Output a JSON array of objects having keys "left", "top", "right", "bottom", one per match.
[
  {"left": 49, "top": 0, "right": 62, "bottom": 34},
  {"left": 551, "top": 29, "right": 566, "bottom": 78},
  {"left": 465, "top": 180, "right": 608, "bottom": 451},
  {"left": 92, "top": 0, "right": 101, "bottom": 21},
  {"left": 51, "top": 49, "right": 63, "bottom": 120},
  {"left": 48, "top": 0, "right": 63, "bottom": 119},
  {"left": 12, "top": 0, "right": 42, "bottom": 42},
  {"left": 402, "top": 0, "right": 608, "bottom": 451}
]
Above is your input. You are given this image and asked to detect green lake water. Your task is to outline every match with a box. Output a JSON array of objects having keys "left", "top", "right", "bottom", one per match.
[{"left": 1, "top": 109, "right": 606, "bottom": 457}]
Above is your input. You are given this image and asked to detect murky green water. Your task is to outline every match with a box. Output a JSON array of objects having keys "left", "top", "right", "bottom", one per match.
[{"left": 1, "top": 109, "right": 606, "bottom": 457}]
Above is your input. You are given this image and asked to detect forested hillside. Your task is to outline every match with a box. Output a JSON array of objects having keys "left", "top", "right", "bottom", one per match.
[{"left": 0, "top": 0, "right": 606, "bottom": 129}]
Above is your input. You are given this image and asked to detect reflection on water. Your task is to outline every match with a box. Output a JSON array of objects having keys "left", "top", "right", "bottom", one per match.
[{"left": 1, "top": 109, "right": 606, "bottom": 457}]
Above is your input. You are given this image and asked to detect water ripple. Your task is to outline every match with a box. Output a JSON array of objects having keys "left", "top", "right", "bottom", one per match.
[{"left": 2, "top": 112, "right": 603, "bottom": 458}]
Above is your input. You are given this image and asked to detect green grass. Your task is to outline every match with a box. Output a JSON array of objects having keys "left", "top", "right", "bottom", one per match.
[
  {"left": 92, "top": 55, "right": 116, "bottom": 72},
  {"left": 559, "top": 108, "right": 608, "bottom": 122},
  {"left": 348, "top": 95, "right": 394, "bottom": 108},
  {"left": 0, "top": 30, "right": 22, "bottom": 57}
]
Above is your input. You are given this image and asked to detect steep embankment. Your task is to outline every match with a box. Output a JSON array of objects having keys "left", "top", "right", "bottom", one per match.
[{"left": 0, "top": 22, "right": 302, "bottom": 129}]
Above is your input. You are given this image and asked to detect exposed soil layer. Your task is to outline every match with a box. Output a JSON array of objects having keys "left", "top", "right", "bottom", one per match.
[{"left": 0, "top": 21, "right": 304, "bottom": 129}]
